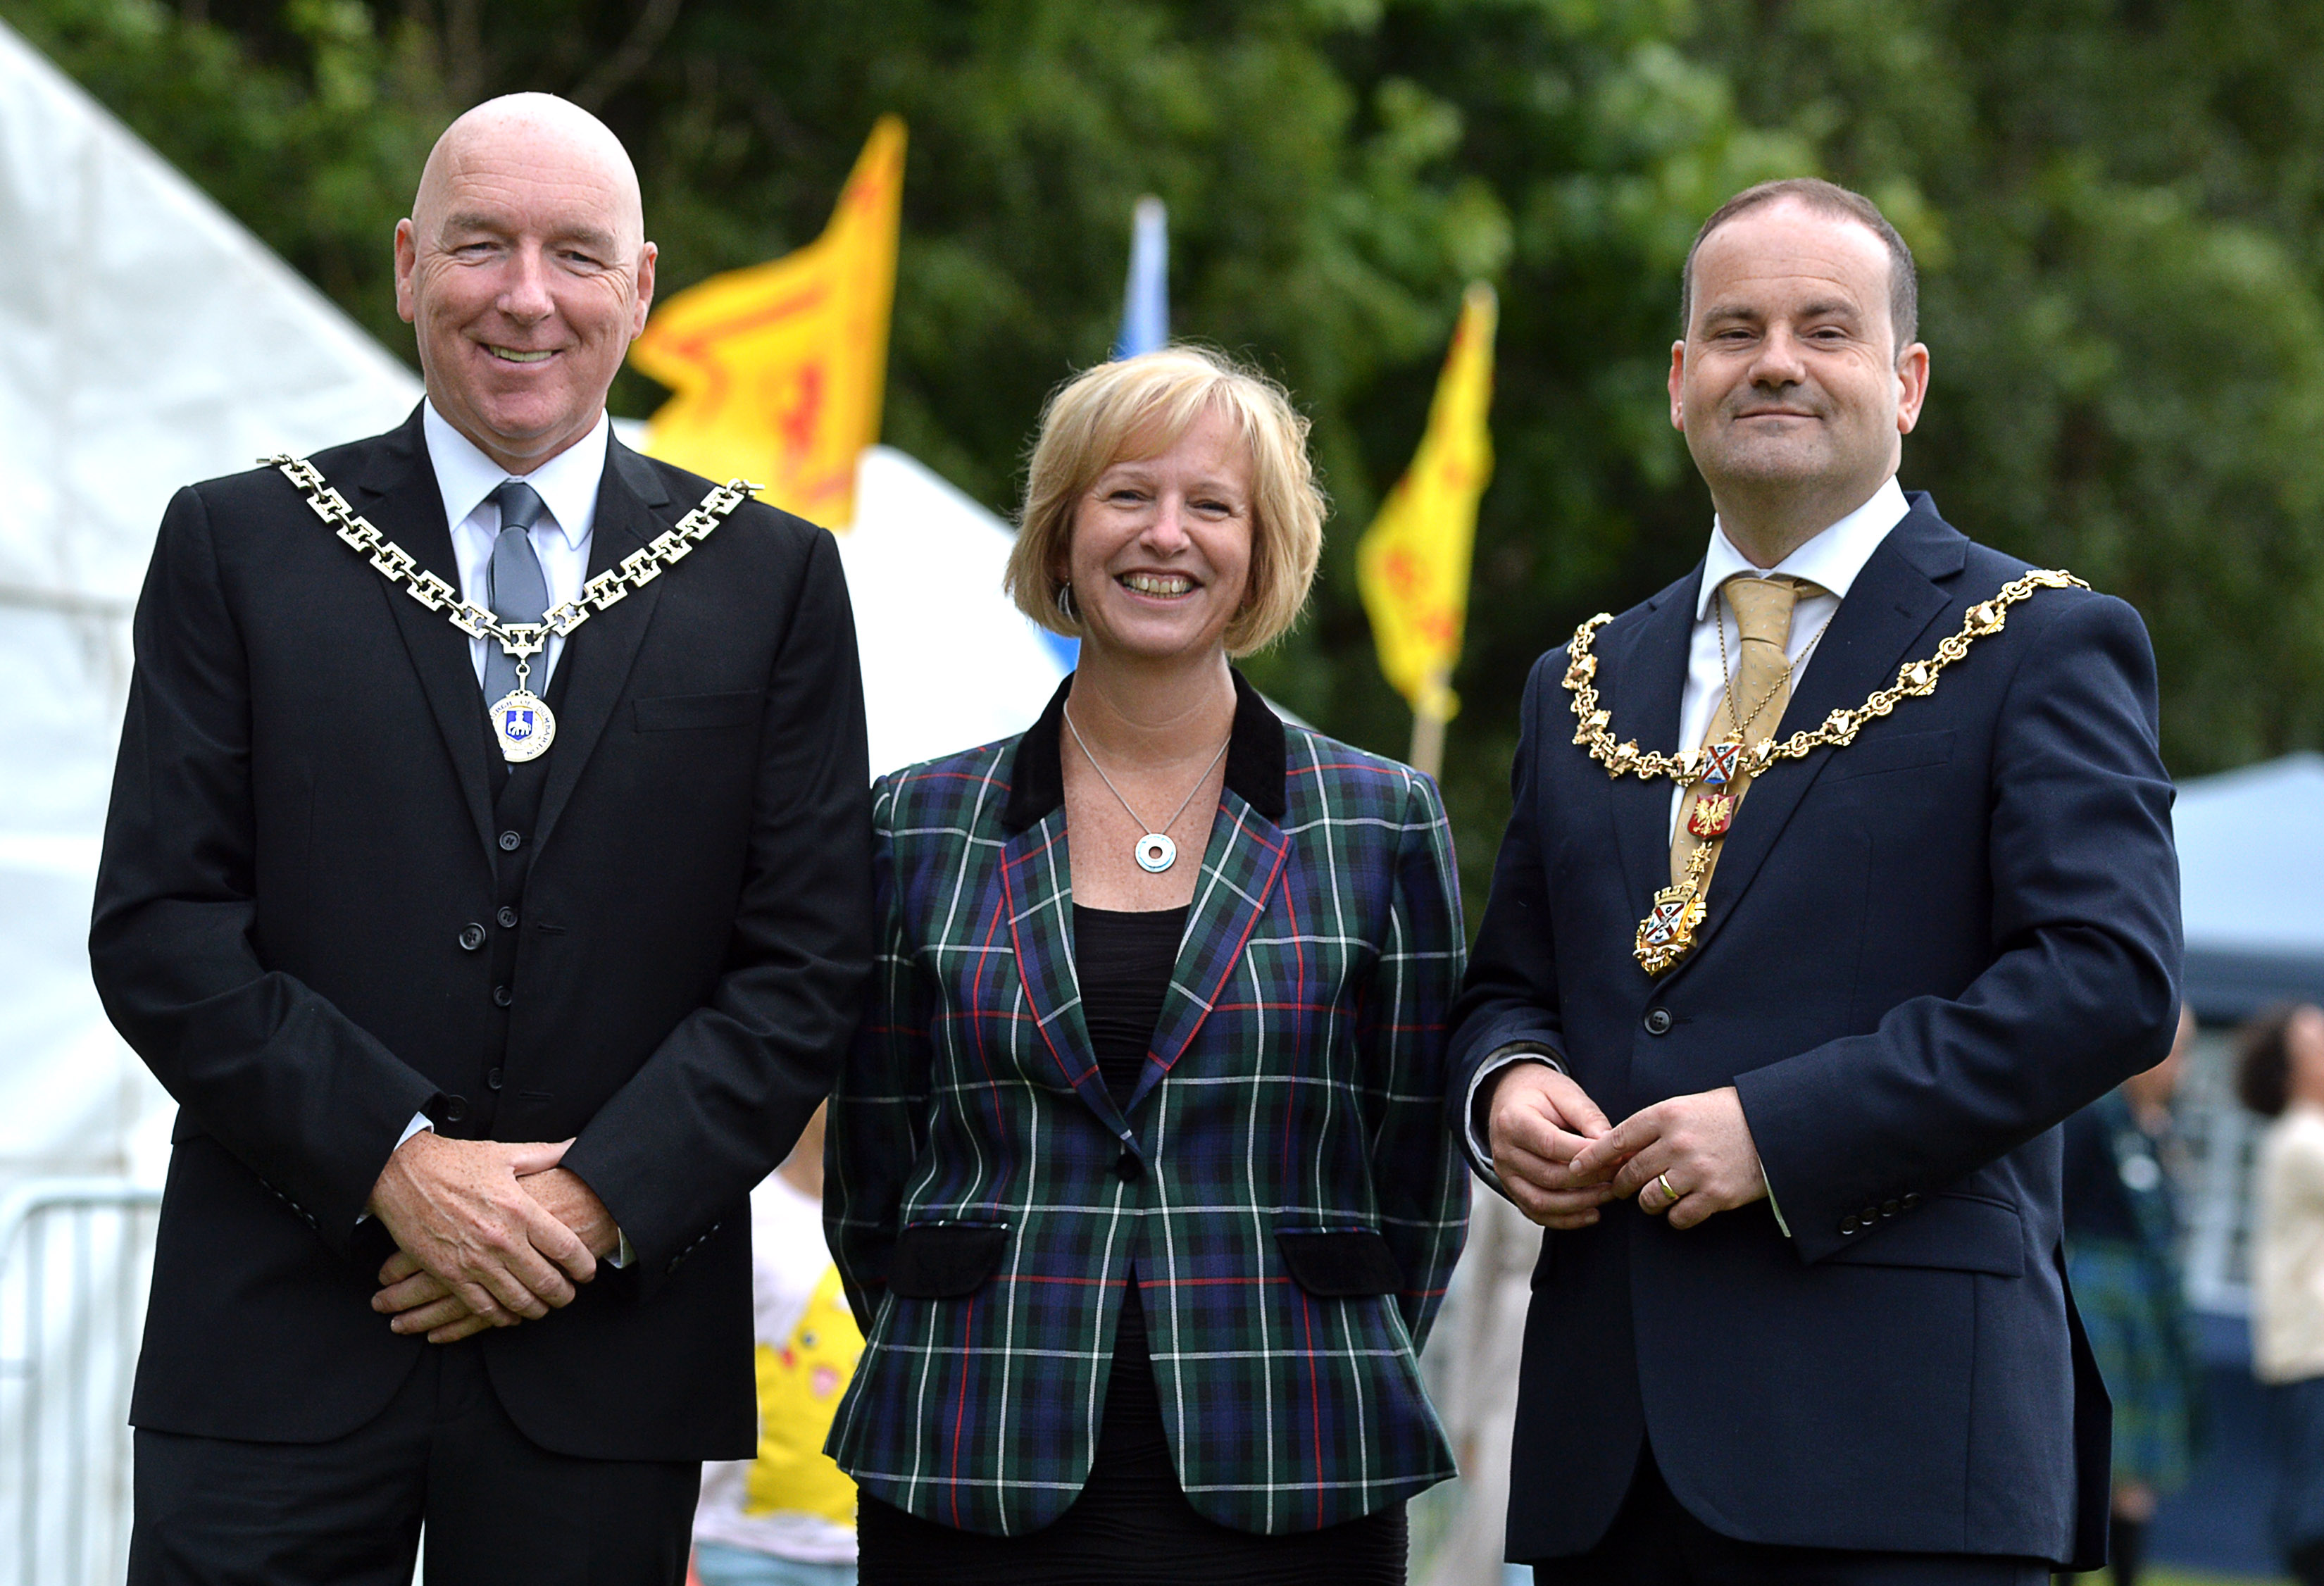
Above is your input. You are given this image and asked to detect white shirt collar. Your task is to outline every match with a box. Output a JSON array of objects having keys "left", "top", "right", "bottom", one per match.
[
  {"left": 421, "top": 400, "right": 611, "bottom": 549},
  {"left": 1694, "top": 475, "right": 1911, "bottom": 620}
]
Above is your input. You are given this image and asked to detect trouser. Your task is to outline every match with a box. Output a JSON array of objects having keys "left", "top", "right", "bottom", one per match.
[
  {"left": 1527, "top": 1446, "right": 2053, "bottom": 1586},
  {"left": 128, "top": 1337, "right": 700, "bottom": 1585}
]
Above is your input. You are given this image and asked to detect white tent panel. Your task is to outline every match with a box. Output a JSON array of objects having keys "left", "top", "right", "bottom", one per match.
[
  {"left": 0, "top": 17, "right": 423, "bottom": 609},
  {"left": 842, "top": 444, "right": 1066, "bottom": 775}
]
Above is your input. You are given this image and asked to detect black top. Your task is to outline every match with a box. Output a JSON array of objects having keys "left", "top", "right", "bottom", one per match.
[{"left": 1073, "top": 904, "right": 1188, "bottom": 1109}]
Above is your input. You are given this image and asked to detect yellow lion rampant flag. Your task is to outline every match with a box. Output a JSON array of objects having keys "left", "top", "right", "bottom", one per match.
[
  {"left": 630, "top": 116, "right": 906, "bottom": 529},
  {"left": 1356, "top": 283, "right": 1497, "bottom": 738}
]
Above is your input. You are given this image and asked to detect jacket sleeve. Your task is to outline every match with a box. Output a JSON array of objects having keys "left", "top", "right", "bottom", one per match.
[
  {"left": 1360, "top": 768, "right": 1471, "bottom": 1347},
  {"left": 823, "top": 776, "right": 933, "bottom": 1332},
  {"left": 1442, "top": 649, "right": 1572, "bottom": 1182},
  {"left": 1735, "top": 591, "right": 2183, "bottom": 1261},
  {"left": 559, "top": 525, "right": 874, "bottom": 1279},
  {"left": 89, "top": 483, "right": 439, "bottom": 1255}
]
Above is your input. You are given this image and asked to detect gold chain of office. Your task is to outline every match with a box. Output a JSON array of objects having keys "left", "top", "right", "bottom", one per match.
[
  {"left": 1561, "top": 566, "right": 2088, "bottom": 973},
  {"left": 265, "top": 454, "right": 757, "bottom": 762}
]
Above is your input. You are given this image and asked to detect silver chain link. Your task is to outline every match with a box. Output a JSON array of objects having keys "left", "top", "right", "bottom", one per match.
[{"left": 263, "top": 454, "right": 758, "bottom": 663}]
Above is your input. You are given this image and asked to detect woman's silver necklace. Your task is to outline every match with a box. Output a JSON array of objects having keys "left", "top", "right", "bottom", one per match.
[{"left": 1062, "top": 706, "right": 1231, "bottom": 873}]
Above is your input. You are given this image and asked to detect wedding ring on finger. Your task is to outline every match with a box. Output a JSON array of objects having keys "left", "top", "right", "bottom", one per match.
[{"left": 1654, "top": 1171, "right": 1679, "bottom": 1211}]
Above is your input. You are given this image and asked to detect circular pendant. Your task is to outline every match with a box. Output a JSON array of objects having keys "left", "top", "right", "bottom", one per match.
[
  {"left": 1135, "top": 833, "right": 1177, "bottom": 873},
  {"left": 489, "top": 688, "right": 556, "bottom": 763}
]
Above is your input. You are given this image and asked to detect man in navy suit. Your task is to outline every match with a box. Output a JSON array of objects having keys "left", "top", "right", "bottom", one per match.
[{"left": 1451, "top": 177, "right": 2181, "bottom": 1582}]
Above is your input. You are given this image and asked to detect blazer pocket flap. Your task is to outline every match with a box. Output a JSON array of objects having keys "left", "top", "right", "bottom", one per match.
[
  {"left": 887, "top": 1221, "right": 1010, "bottom": 1299},
  {"left": 1276, "top": 1229, "right": 1404, "bottom": 1297},
  {"left": 632, "top": 690, "right": 760, "bottom": 732},
  {"left": 1820, "top": 728, "right": 1955, "bottom": 783},
  {"left": 1822, "top": 1192, "right": 2024, "bottom": 1277}
]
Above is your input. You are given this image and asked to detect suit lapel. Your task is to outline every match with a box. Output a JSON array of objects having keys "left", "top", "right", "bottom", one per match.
[
  {"left": 1664, "top": 504, "right": 1964, "bottom": 976},
  {"left": 1128, "top": 789, "right": 1290, "bottom": 1111},
  {"left": 997, "top": 809, "right": 1119, "bottom": 1129},
  {"left": 344, "top": 412, "right": 494, "bottom": 856},
  {"left": 1608, "top": 570, "right": 1701, "bottom": 918},
  {"left": 532, "top": 442, "right": 671, "bottom": 852}
]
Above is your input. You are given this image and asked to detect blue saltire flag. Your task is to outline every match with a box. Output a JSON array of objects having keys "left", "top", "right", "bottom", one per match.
[
  {"left": 1043, "top": 197, "right": 1173, "bottom": 676},
  {"left": 1112, "top": 196, "right": 1168, "bottom": 359}
]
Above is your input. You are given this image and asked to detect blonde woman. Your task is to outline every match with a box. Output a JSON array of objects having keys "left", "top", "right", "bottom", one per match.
[{"left": 825, "top": 347, "right": 1468, "bottom": 1583}]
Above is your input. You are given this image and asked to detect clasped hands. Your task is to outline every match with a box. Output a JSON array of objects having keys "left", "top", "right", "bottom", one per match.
[
  {"left": 1487, "top": 1063, "right": 1766, "bottom": 1231},
  {"left": 364, "top": 1132, "right": 620, "bottom": 1344}
]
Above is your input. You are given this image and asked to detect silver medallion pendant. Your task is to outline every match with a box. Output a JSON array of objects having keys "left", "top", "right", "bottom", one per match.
[
  {"left": 1135, "top": 833, "right": 1177, "bottom": 873},
  {"left": 489, "top": 689, "right": 556, "bottom": 763}
]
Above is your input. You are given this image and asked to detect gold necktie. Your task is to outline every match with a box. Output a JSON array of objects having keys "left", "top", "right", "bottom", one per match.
[{"left": 1669, "top": 575, "right": 1823, "bottom": 888}]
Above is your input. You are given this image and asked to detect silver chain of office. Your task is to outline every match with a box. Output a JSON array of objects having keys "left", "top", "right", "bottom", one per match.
[{"left": 263, "top": 453, "right": 756, "bottom": 668}]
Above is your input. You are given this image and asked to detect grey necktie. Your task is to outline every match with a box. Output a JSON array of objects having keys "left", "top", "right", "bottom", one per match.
[{"left": 482, "top": 480, "right": 549, "bottom": 704}]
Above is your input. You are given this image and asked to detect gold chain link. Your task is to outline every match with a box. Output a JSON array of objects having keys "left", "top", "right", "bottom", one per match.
[
  {"left": 263, "top": 454, "right": 758, "bottom": 662},
  {"left": 1563, "top": 567, "right": 2089, "bottom": 785}
]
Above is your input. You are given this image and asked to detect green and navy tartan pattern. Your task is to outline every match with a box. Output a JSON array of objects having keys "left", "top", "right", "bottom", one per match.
[{"left": 824, "top": 722, "right": 1468, "bottom": 1537}]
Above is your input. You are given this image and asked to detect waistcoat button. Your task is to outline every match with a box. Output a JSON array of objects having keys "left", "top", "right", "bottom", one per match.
[
  {"left": 492, "top": 984, "right": 513, "bottom": 1008},
  {"left": 499, "top": 830, "right": 523, "bottom": 851},
  {"left": 498, "top": 906, "right": 519, "bottom": 929}
]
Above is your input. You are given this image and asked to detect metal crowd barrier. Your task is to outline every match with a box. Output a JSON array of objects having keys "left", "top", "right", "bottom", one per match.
[{"left": 0, "top": 1178, "right": 161, "bottom": 1586}]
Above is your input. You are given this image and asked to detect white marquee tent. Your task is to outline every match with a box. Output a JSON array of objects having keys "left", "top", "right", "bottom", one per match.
[{"left": 0, "top": 15, "right": 1064, "bottom": 1201}]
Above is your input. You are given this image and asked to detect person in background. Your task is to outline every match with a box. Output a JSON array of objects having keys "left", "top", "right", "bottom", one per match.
[
  {"left": 825, "top": 346, "right": 1468, "bottom": 1583},
  {"left": 2241, "top": 1003, "right": 2324, "bottom": 1586},
  {"left": 2062, "top": 1006, "right": 2204, "bottom": 1586},
  {"left": 692, "top": 1104, "right": 861, "bottom": 1586}
]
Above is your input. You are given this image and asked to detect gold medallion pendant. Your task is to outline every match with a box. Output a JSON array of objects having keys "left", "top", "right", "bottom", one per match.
[
  {"left": 1563, "top": 568, "right": 2089, "bottom": 975},
  {"left": 489, "top": 689, "right": 556, "bottom": 763}
]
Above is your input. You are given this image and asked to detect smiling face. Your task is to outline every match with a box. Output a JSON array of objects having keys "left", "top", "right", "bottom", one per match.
[
  {"left": 1059, "top": 403, "right": 1256, "bottom": 667},
  {"left": 394, "top": 96, "right": 656, "bottom": 474},
  {"left": 1670, "top": 198, "right": 1928, "bottom": 548}
]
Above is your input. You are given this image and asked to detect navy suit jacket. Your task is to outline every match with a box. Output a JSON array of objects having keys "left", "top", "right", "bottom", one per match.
[{"left": 1449, "top": 495, "right": 2180, "bottom": 1568}]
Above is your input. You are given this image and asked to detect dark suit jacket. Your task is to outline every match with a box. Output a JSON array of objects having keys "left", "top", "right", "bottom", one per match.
[
  {"left": 90, "top": 407, "right": 873, "bottom": 1461},
  {"left": 1449, "top": 495, "right": 2181, "bottom": 1569}
]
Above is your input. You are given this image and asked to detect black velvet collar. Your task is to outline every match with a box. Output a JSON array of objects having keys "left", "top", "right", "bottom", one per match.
[{"left": 1001, "top": 668, "right": 1289, "bottom": 834}]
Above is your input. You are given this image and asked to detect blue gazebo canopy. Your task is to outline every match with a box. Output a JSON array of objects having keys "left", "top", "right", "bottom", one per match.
[{"left": 2177, "top": 752, "right": 2324, "bottom": 1020}]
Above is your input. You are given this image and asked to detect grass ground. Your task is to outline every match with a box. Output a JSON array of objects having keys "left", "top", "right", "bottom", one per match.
[{"left": 2082, "top": 1562, "right": 2296, "bottom": 1572}]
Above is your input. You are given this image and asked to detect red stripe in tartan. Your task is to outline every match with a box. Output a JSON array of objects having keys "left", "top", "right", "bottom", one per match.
[
  {"left": 950, "top": 1297, "right": 974, "bottom": 1528},
  {"left": 1288, "top": 761, "right": 1410, "bottom": 780},
  {"left": 1280, "top": 882, "right": 1305, "bottom": 1186},
  {"left": 1301, "top": 1293, "right": 1323, "bottom": 1530}
]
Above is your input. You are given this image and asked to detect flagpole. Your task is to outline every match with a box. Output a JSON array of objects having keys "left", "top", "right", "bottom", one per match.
[{"left": 1408, "top": 665, "right": 1450, "bottom": 783}]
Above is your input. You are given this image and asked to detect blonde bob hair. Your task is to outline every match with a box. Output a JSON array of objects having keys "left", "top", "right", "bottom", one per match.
[{"left": 1005, "top": 346, "right": 1326, "bottom": 658}]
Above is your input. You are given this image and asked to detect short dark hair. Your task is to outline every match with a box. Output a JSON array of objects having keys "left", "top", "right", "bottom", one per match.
[
  {"left": 1680, "top": 177, "right": 1919, "bottom": 355},
  {"left": 2237, "top": 1003, "right": 2304, "bottom": 1118}
]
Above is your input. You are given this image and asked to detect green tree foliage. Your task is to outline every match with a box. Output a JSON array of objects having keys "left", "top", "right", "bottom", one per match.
[{"left": 11, "top": 0, "right": 2324, "bottom": 908}]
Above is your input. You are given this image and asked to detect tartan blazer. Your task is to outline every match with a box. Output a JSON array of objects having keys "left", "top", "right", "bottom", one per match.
[{"left": 825, "top": 673, "right": 1469, "bottom": 1537}]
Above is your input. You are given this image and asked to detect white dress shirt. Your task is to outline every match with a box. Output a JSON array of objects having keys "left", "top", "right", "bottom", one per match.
[
  {"left": 423, "top": 400, "right": 610, "bottom": 691},
  {"left": 1668, "top": 475, "right": 1910, "bottom": 835},
  {"left": 389, "top": 404, "right": 628, "bottom": 1265},
  {"left": 1464, "top": 476, "right": 1913, "bottom": 1226}
]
